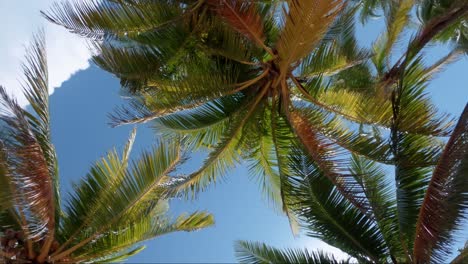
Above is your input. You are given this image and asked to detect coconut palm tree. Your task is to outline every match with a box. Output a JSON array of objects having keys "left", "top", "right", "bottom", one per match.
[
  {"left": 42, "top": 0, "right": 370, "bottom": 219},
  {"left": 0, "top": 33, "right": 214, "bottom": 264},
  {"left": 45, "top": 0, "right": 466, "bottom": 206},
  {"left": 235, "top": 101, "right": 468, "bottom": 263},
  {"left": 44, "top": 0, "right": 466, "bottom": 224}
]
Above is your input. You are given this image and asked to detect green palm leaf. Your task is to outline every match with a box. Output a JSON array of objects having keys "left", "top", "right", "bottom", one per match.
[
  {"left": 43, "top": 0, "right": 184, "bottom": 39},
  {"left": 235, "top": 241, "right": 350, "bottom": 264},
  {"left": 57, "top": 129, "right": 137, "bottom": 247},
  {"left": 174, "top": 89, "right": 268, "bottom": 195},
  {"left": 72, "top": 210, "right": 213, "bottom": 261},
  {"left": 286, "top": 147, "right": 388, "bottom": 262},
  {"left": 50, "top": 142, "right": 182, "bottom": 261},
  {"left": 349, "top": 155, "right": 403, "bottom": 260}
]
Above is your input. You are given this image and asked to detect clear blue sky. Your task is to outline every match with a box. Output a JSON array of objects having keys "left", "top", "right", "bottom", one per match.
[{"left": 2, "top": 3, "right": 466, "bottom": 262}]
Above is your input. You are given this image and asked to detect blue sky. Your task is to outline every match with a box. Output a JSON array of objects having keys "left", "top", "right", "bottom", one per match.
[
  {"left": 1, "top": 1, "right": 467, "bottom": 263},
  {"left": 48, "top": 65, "right": 348, "bottom": 263}
]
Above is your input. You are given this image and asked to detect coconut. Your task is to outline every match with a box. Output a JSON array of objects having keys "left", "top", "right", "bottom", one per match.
[
  {"left": 7, "top": 239, "right": 17, "bottom": 248},
  {"left": 15, "top": 231, "right": 24, "bottom": 240},
  {"left": 5, "top": 229, "right": 15, "bottom": 239}
]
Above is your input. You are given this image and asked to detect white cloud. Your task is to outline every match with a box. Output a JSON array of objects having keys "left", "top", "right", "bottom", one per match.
[
  {"left": 0, "top": 1, "right": 91, "bottom": 107},
  {"left": 297, "top": 236, "right": 351, "bottom": 261}
]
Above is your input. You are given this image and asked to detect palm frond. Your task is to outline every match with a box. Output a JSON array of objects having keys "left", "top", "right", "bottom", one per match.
[
  {"left": 286, "top": 146, "right": 388, "bottom": 262},
  {"left": 298, "top": 41, "right": 371, "bottom": 79},
  {"left": 51, "top": 142, "right": 181, "bottom": 261},
  {"left": 21, "top": 32, "right": 57, "bottom": 181},
  {"left": 349, "top": 155, "right": 403, "bottom": 259},
  {"left": 108, "top": 60, "right": 246, "bottom": 127},
  {"left": 92, "top": 43, "right": 163, "bottom": 89},
  {"left": 372, "top": 0, "right": 414, "bottom": 74},
  {"left": 201, "top": 17, "right": 261, "bottom": 64},
  {"left": 245, "top": 107, "right": 282, "bottom": 210},
  {"left": 413, "top": 104, "right": 468, "bottom": 263},
  {"left": 270, "top": 103, "right": 301, "bottom": 235},
  {"left": 358, "top": 0, "right": 388, "bottom": 23},
  {"left": 43, "top": 0, "right": 184, "bottom": 40},
  {"left": 93, "top": 245, "right": 146, "bottom": 263},
  {"left": 276, "top": 0, "right": 344, "bottom": 73},
  {"left": 0, "top": 142, "right": 10, "bottom": 208},
  {"left": 0, "top": 86, "right": 56, "bottom": 241},
  {"left": 418, "top": 0, "right": 468, "bottom": 53},
  {"left": 383, "top": 2, "right": 468, "bottom": 83},
  {"left": 294, "top": 77, "right": 420, "bottom": 136},
  {"left": 392, "top": 140, "right": 432, "bottom": 258},
  {"left": 286, "top": 111, "right": 372, "bottom": 214},
  {"left": 300, "top": 6, "right": 371, "bottom": 80},
  {"left": 155, "top": 94, "right": 245, "bottom": 133},
  {"left": 56, "top": 129, "right": 136, "bottom": 251},
  {"left": 174, "top": 89, "right": 268, "bottom": 196},
  {"left": 396, "top": 57, "right": 453, "bottom": 136},
  {"left": 295, "top": 106, "right": 393, "bottom": 165},
  {"left": 21, "top": 32, "right": 62, "bottom": 235},
  {"left": 235, "top": 240, "right": 350, "bottom": 264},
  {"left": 150, "top": 93, "right": 244, "bottom": 151},
  {"left": 423, "top": 48, "right": 464, "bottom": 78},
  {"left": 209, "top": 0, "right": 272, "bottom": 54},
  {"left": 0, "top": 142, "right": 20, "bottom": 229},
  {"left": 410, "top": 3, "right": 468, "bottom": 56},
  {"left": 304, "top": 82, "right": 392, "bottom": 128},
  {"left": 72, "top": 210, "right": 213, "bottom": 261},
  {"left": 0, "top": 33, "right": 58, "bottom": 242}
]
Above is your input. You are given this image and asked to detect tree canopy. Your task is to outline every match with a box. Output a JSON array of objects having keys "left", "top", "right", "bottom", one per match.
[{"left": 41, "top": 0, "right": 468, "bottom": 262}]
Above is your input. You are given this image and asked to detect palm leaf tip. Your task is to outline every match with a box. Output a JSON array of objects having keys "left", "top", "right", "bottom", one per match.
[{"left": 176, "top": 211, "right": 215, "bottom": 231}]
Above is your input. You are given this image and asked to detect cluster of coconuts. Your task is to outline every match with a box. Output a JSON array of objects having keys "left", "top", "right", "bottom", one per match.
[
  {"left": 1, "top": 229, "right": 62, "bottom": 261},
  {"left": 1, "top": 229, "right": 25, "bottom": 259}
]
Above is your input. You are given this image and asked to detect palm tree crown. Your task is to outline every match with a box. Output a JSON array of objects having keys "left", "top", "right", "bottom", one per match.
[
  {"left": 0, "top": 33, "right": 214, "bottom": 264},
  {"left": 44, "top": 0, "right": 467, "bottom": 231}
]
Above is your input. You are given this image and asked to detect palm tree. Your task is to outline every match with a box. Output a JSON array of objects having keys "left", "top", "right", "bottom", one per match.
[
  {"left": 235, "top": 101, "right": 468, "bottom": 263},
  {"left": 44, "top": 0, "right": 466, "bottom": 225},
  {"left": 0, "top": 33, "right": 214, "bottom": 264},
  {"left": 42, "top": 0, "right": 366, "bottom": 220}
]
